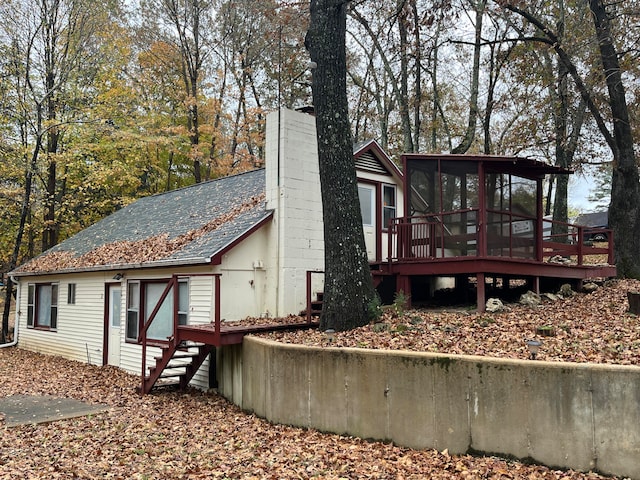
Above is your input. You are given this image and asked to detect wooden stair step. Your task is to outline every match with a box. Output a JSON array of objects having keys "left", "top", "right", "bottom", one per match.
[
  {"left": 178, "top": 341, "right": 206, "bottom": 348},
  {"left": 153, "top": 380, "right": 181, "bottom": 389},
  {"left": 153, "top": 351, "right": 199, "bottom": 361},
  {"left": 159, "top": 371, "right": 186, "bottom": 379},
  {"left": 166, "top": 360, "right": 192, "bottom": 368}
]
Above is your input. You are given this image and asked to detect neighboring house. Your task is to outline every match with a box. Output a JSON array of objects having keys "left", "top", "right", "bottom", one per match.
[
  {"left": 574, "top": 211, "right": 609, "bottom": 241},
  {"left": 9, "top": 108, "right": 404, "bottom": 389}
]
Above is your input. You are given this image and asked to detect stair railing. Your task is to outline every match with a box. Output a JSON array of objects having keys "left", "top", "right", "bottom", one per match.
[
  {"left": 139, "top": 273, "right": 223, "bottom": 393},
  {"left": 140, "top": 275, "right": 179, "bottom": 393}
]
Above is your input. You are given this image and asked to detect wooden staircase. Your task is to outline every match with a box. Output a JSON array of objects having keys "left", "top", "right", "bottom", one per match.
[
  {"left": 142, "top": 341, "right": 214, "bottom": 394},
  {"left": 139, "top": 273, "right": 318, "bottom": 394},
  {"left": 309, "top": 291, "right": 323, "bottom": 317}
]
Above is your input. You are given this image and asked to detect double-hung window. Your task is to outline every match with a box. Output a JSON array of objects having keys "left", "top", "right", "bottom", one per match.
[
  {"left": 27, "top": 283, "right": 58, "bottom": 330},
  {"left": 382, "top": 184, "right": 396, "bottom": 230},
  {"left": 126, "top": 279, "right": 188, "bottom": 342},
  {"left": 126, "top": 281, "right": 140, "bottom": 341},
  {"left": 67, "top": 283, "right": 76, "bottom": 304}
]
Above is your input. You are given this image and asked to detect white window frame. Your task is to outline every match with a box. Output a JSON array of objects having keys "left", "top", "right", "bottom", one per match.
[
  {"left": 67, "top": 283, "right": 76, "bottom": 305},
  {"left": 26, "top": 283, "right": 59, "bottom": 330},
  {"left": 382, "top": 184, "right": 397, "bottom": 230}
]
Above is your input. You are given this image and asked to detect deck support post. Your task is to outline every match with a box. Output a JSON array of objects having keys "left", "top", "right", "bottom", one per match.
[
  {"left": 397, "top": 275, "right": 412, "bottom": 308},
  {"left": 532, "top": 276, "right": 540, "bottom": 294},
  {"left": 476, "top": 273, "right": 485, "bottom": 313}
]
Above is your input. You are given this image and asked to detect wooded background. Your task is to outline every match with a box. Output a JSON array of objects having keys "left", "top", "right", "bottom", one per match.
[{"left": 1, "top": 0, "right": 638, "bottom": 276}]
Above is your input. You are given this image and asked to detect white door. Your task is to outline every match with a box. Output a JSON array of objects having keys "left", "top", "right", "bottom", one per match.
[
  {"left": 358, "top": 184, "right": 376, "bottom": 261},
  {"left": 107, "top": 285, "right": 122, "bottom": 366}
]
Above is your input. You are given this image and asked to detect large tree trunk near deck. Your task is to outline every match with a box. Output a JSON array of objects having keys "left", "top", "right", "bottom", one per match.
[
  {"left": 306, "top": 0, "right": 378, "bottom": 331},
  {"left": 589, "top": 0, "right": 640, "bottom": 278}
]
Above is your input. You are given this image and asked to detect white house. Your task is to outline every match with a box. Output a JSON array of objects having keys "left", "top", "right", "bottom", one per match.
[{"left": 9, "top": 108, "right": 404, "bottom": 389}]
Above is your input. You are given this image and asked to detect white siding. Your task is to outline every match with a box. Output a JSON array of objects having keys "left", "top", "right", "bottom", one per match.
[
  {"left": 217, "top": 227, "right": 271, "bottom": 319},
  {"left": 357, "top": 162, "right": 405, "bottom": 263},
  {"left": 18, "top": 273, "right": 108, "bottom": 365},
  {"left": 16, "top": 267, "right": 219, "bottom": 390}
]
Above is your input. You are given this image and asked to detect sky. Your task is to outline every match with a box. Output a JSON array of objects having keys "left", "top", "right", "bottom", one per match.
[{"left": 567, "top": 166, "right": 608, "bottom": 214}]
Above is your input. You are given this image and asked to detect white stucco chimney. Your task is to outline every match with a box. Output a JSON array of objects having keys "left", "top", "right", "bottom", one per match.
[{"left": 265, "top": 108, "right": 324, "bottom": 316}]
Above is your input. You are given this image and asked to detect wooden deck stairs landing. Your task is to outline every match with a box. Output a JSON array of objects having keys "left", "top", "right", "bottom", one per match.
[
  {"left": 140, "top": 273, "right": 320, "bottom": 394},
  {"left": 142, "top": 341, "right": 214, "bottom": 394}
]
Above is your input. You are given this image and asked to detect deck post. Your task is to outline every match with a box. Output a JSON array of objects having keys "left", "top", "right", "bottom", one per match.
[
  {"left": 214, "top": 274, "right": 221, "bottom": 345},
  {"left": 397, "top": 275, "right": 411, "bottom": 308},
  {"left": 476, "top": 273, "right": 486, "bottom": 313},
  {"left": 306, "top": 270, "right": 312, "bottom": 323}
]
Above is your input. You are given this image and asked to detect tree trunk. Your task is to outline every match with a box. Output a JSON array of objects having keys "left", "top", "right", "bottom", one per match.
[
  {"left": 411, "top": 0, "right": 422, "bottom": 151},
  {"left": 503, "top": 1, "right": 640, "bottom": 277},
  {"left": 397, "top": 0, "right": 414, "bottom": 152},
  {"left": 551, "top": 38, "right": 569, "bottom": 239},
  {"left": 589, "top": 0, "right": 640, "bottom": 278},
  {"left": 451, "top": 0, "right": 485, "bottom": 154},
  {"left": 2, "top": 139, "right": 40, "bottom": 343},
  {"left": 306, "top": 0, "right": 377, "bottom": 331}
]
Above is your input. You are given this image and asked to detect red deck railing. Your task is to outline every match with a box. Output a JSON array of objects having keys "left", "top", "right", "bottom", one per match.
[
  {"left": 388, "top": 214, "right": 614, "bottom": 266},
  {"left": 140, "top": 273, "right": 221, "bottom": 392}
]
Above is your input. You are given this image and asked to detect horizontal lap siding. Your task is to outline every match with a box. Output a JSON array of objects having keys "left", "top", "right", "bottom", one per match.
[
  {"left": 187, "top": 275, "right": 216, "bottom": 389},
  {"left": 118, "top": 268, "right": 215, "bottom": 390},
  {"left": 18, "top": 274, "right": 107, "bottom": 366}
]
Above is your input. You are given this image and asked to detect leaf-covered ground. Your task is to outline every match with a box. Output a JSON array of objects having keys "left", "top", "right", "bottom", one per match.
[
  {"left": 0, "top": 348, "right": 619, "bottom": 480},
  {"left": 266, "top": 279, "right": 640, "bottom": 365},
  {"left": 1, "top": 280, "right": 637, "bottom": 479}
]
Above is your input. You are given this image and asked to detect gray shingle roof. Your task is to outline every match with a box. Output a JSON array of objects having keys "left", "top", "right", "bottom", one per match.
[
  {"left": 574, "top": 211, "right": 608, "bottom": 228},
  {"left": 15, "top": 169, "right": 270, "bottom": 275}
]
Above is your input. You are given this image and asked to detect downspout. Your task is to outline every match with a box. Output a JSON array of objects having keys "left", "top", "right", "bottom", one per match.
[
  {"left": 275, "top": 107, "right": 281, "bottom": 317},
  {"left": 0, "top": 275, "right": 20, "bottom": 348}
]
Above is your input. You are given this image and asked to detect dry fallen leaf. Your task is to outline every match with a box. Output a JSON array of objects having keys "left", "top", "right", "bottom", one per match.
[
  {"left": 264, "top": 279, "right": 640, "bottom": 366},
  {"left": 0, "top": 282, "right": 632, "bottom": 479}
]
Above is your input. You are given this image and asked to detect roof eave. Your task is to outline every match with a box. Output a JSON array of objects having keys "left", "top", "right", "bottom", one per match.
[{"left": 10, "top": 257, "right": 213, "bottom": 278}]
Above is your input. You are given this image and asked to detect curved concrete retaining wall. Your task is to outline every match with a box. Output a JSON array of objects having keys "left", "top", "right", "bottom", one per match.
[{"left": 217, "top": 337, "right": 640, "bottom": 479}]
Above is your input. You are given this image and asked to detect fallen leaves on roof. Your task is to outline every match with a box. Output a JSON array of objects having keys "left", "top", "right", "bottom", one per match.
[
  {"left": 0, "top": 347, "right": 616, "bottom": 479},
  {"left": 17, "top": 193, "right": 265, "bottom": 273}
]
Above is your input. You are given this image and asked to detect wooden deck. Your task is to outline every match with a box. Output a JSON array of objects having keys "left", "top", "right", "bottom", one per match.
[
  {"left": 176, "top": 319, "right": 319, "bottom": 346},
  {"left": 375, "top": 220, "right": 616, "bottom": 311},
  {"left": 139, "top": 273, "right": 320, "bottom": 394}
]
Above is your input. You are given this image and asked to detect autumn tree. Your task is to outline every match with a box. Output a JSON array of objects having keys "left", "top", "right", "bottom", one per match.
[
  {"left": 0, "top": 0, "right": 109, "bottom": 251},
  {"left": 501, "top": 1, "right": 640, "bottom": 277},
  {"left": 499, "top": 1, "right": 590, "bottom": 230},
  {"left": 140, "top": 0, "right": 214, "bottom": 183},
  {"left": 306, "top": 0, "right": 378, "bottom": 331}
]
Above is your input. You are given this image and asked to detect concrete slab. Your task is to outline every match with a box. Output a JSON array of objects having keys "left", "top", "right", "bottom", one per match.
[{"left": 0, "top": 395, "right": 110, "bottom": 428}]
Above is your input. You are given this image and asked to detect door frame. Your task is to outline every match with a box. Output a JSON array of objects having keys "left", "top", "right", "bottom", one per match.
[
  {"left": 358, "top": 180, "right": 384, "bottom": 261},
  {"left": 102, "top": 282, "right": 122, "bottom": 366}
]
